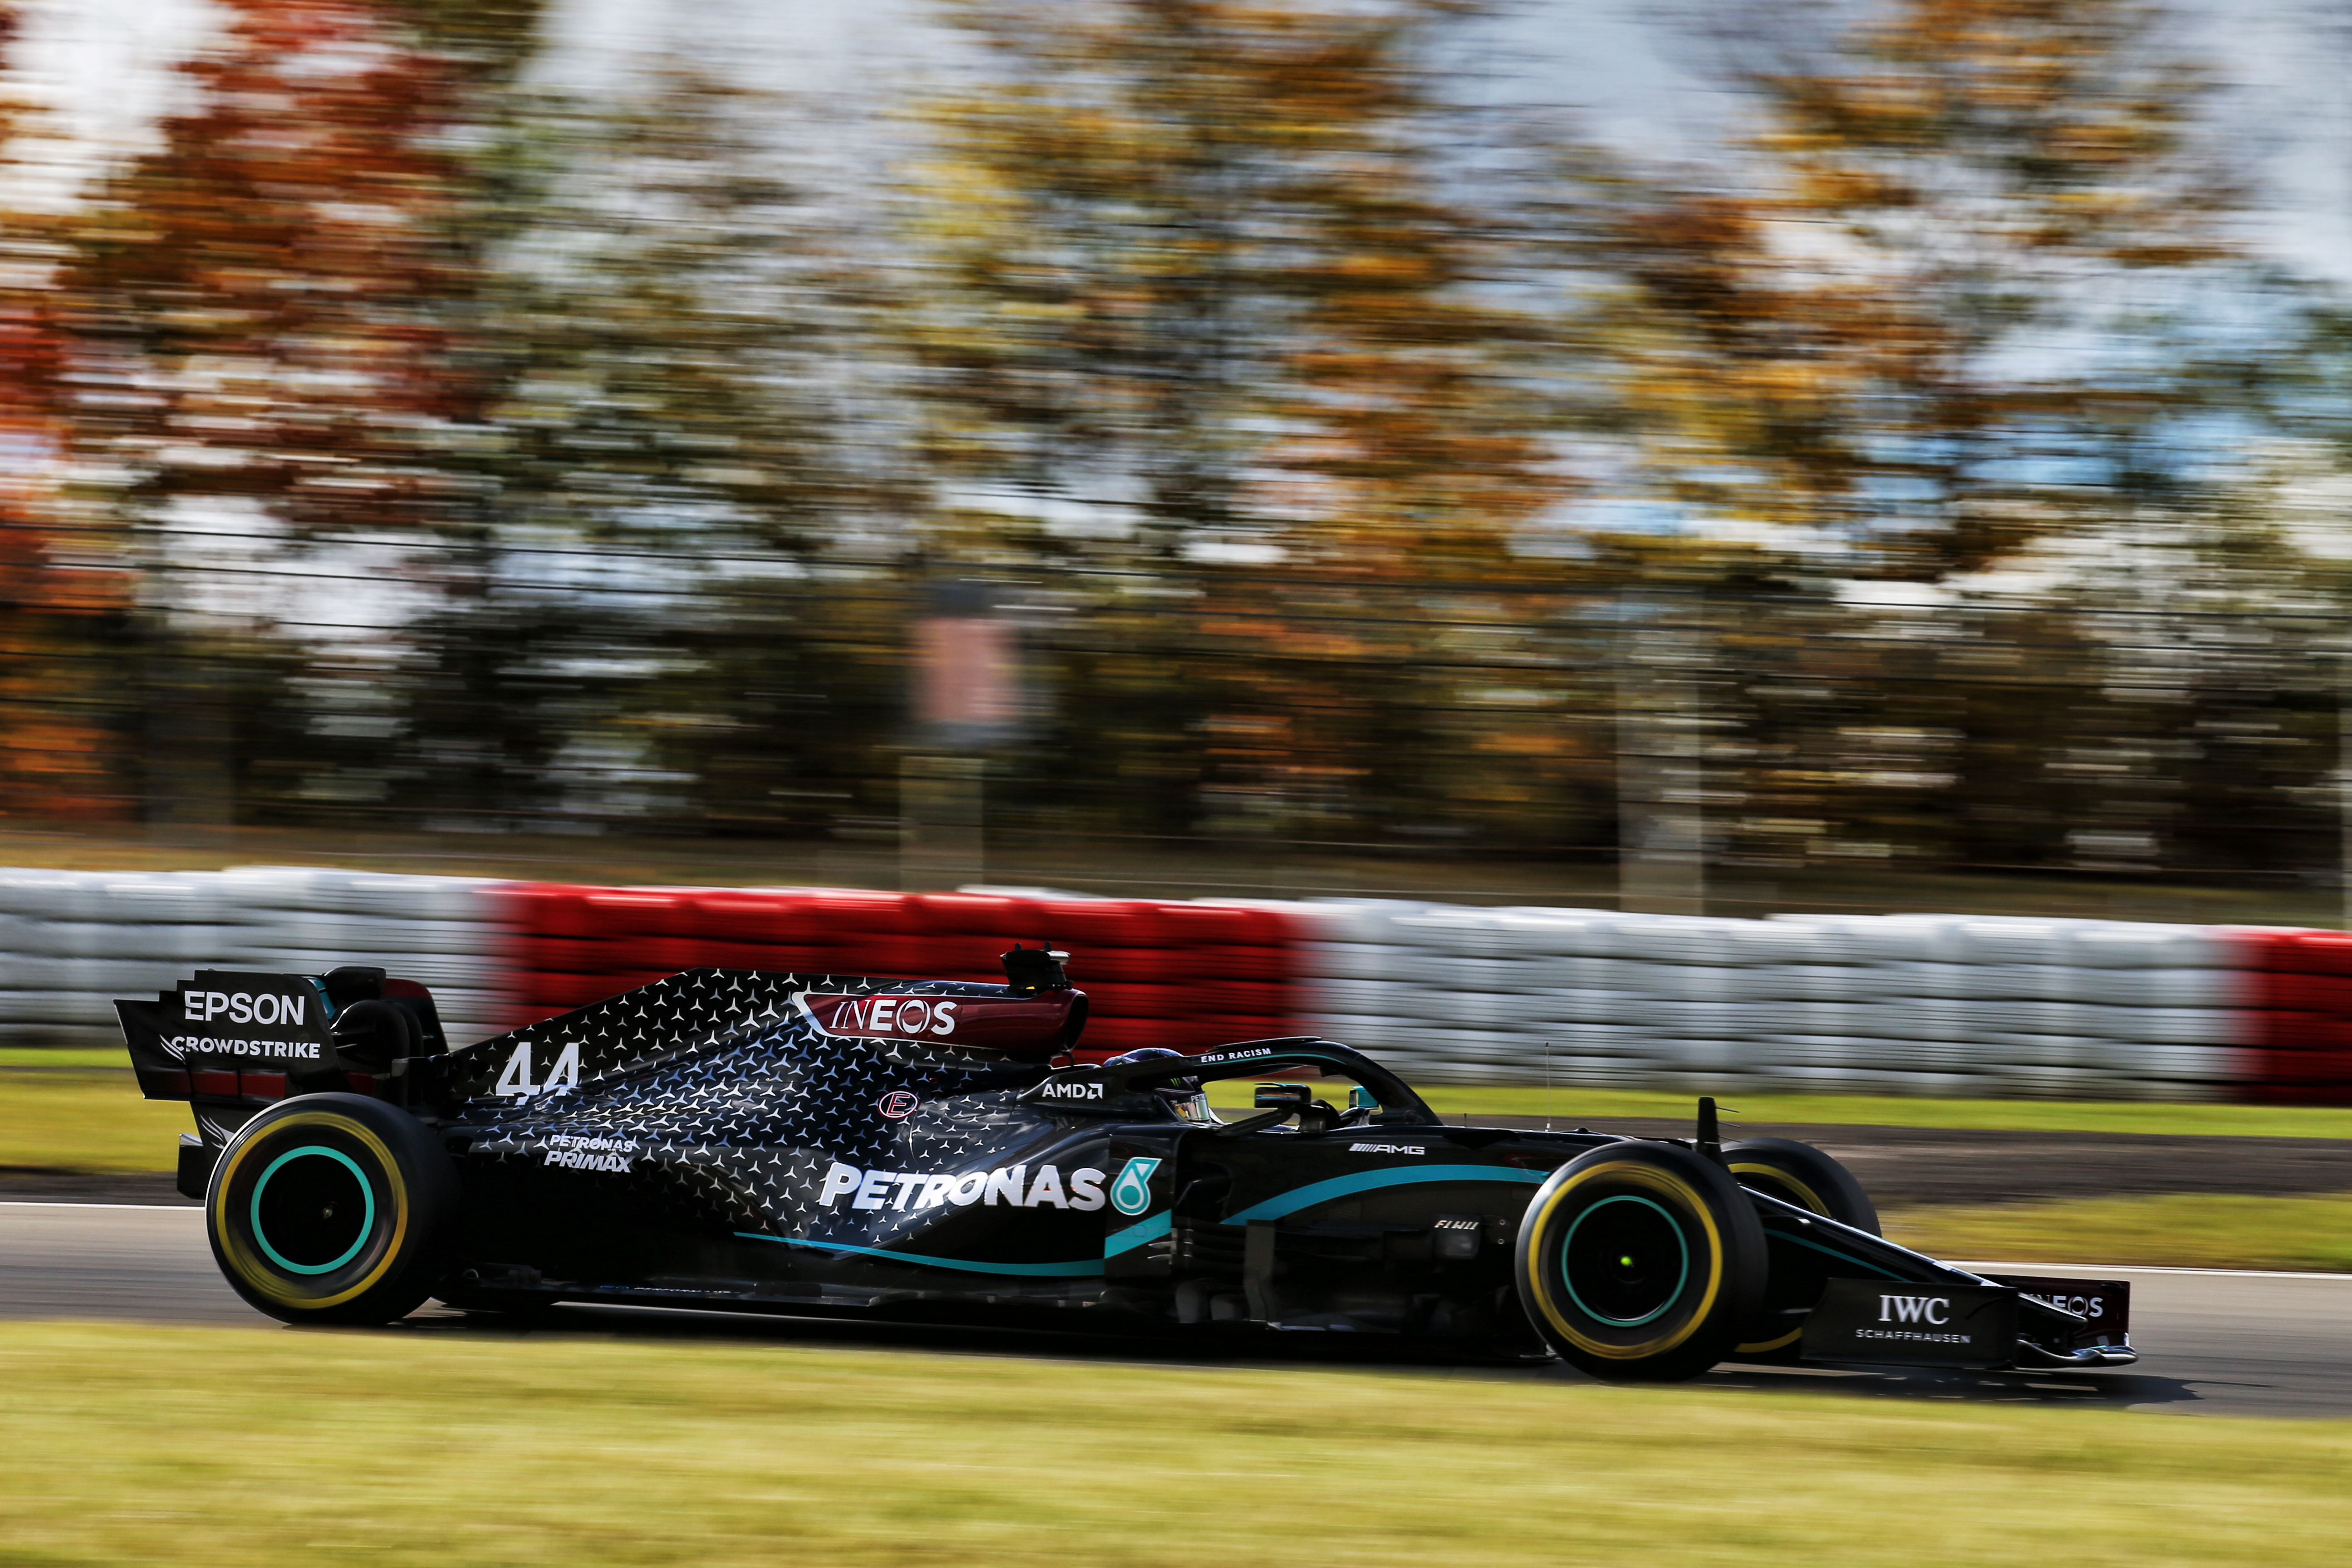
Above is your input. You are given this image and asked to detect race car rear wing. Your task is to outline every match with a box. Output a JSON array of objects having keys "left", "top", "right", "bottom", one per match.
[{"left": 114, "top": 967, "right": 452, "bottom": 1107}]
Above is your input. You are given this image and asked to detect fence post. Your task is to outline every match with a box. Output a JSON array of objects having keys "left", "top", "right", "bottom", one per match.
[
  {"left": 902, "top": 754, "right": 984, "bottom": 892},
  {"left": 1617, "top": 593, "right": 1706, "bottom": 916}
]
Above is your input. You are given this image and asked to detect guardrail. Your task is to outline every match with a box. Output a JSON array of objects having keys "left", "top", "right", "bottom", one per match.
[{"left": 6, "top": 866, "right": 2345, "bottom": 1103}]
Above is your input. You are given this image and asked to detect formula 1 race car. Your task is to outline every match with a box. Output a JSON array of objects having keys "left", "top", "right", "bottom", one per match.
[{"left": 115, "top": 948, "right": 2134, "bottom": 1380}]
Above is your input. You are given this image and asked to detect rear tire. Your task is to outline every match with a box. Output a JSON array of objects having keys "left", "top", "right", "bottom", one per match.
[
  {"left": 1514, "top": 1141, "right": 1766, "bottom": 1382},
  {"left": 206, "top": 1093, "right": 458, "bottom": 1325}
]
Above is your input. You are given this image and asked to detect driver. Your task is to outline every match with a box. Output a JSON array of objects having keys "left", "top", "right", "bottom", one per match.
[{"left": 1100, "top": 1046, "right": 1220, "bottom": 1124}]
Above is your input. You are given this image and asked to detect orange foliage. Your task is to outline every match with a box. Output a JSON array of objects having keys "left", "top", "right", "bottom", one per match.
[
  {"left": 0, "top": 2, "right": 134, "bottom": 819},
  {"left": 1598, "top": 0, "right": 2242, "bottom": 578},
  {"left": 64, "top": 0, "right": 476, "bottom": 544}
]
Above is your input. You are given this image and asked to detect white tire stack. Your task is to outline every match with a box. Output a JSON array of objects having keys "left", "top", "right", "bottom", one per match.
[
  {"left": 0, "top": 872, "right": 243, "bottom": 1047},
  {"left": 214, "top": 867, "right": 508, "bottom": 1046},
  {"left": 1290, "top": 901, "right": 2265, "bottom": 1100},
  {"left": 0, "top": 867, "right": 510, "bottom": 1050}
]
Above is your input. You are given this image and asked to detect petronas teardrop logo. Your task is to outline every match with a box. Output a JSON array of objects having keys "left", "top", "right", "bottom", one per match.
[{"left": 1109, "top": 1157, "right": 1161, "bottom": 1216}]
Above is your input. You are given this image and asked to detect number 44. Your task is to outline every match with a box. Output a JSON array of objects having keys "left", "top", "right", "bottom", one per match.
[{"left": 494, "top": 1041, "right": 582, "bottom": 1099}]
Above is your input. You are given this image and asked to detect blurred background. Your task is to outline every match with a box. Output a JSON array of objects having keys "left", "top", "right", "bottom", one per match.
[{"left": 6, "top": 0, "right": 2352, "bottom": 922}]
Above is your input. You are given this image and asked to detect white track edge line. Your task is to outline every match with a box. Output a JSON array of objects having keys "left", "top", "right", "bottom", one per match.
[
  {"left": 0, "top": 1201, "right": 197, "bottom": 1212},
  {"left": 1955, "top": 1259, "right": 2352, "bottom": 1281},
  {"left": 0, "top": 1213, "right": 197, "bottom": 1222}
]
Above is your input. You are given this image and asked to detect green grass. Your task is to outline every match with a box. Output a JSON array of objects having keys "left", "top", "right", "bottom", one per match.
[
  {"left": 1207, "top": 1079, "right": 2352, "bottom": 1138},
  {"left": 0, "top": 1048, "right": 125, "bottom": 1069},
  {"left": 1, "top": 1322, "right": 2348, "bottom": 1567},
  {"left": 1887, "top": 1192, "right": 2352, "bottom": 1273},
  {"left": 0, "top": 1071, "right": 189, "bottom": 1172}
]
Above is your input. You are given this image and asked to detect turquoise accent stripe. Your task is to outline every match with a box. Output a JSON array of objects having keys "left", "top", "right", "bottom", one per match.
[
  {"left": 735, "top": 1231, "right": 1104, "bottom": 1278},
  {"left": 1560, "top": 1193, "right": 1688, "bottom": 1328},
  {"left": 251, "top": 1145, "right": 374, "bottom": 1276},
  {"left": 1772, "top": 1227, "right": 1905, "bottom": 1280},
  {"left": 1105, "top": 1212, "right": 1171, "bottom": 1257},
  {"left": 1221, "top": 1165, "right": 1546, "bottom": 1226}
]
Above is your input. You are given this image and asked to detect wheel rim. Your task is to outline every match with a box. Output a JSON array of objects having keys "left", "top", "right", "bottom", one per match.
[
  {"left": 211, "top": 1108, "right": 413, "bottom": 1313},
  {"left": 250, "top": 1145, "right": 376, "bottom": 1275},
  {"left": 1558, "top": 1194, "right": 1690, "bottom": 1328}
]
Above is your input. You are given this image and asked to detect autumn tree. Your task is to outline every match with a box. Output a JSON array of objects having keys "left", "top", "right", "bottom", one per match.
[
  {"left": 51, "top": 0, "right": 494, "bottom": 829},
  {"left": 909, "top": 0, "right": 1560, "bottom": 572},
  {"left": 1591, "top": 0, "right": 2252, "bottom": 578},
  {"left": 0, "top": 1, "right": 142, "bottom": 821},
  {"left": 387, "top": 67, "right": 905, "bottom": 831},
  {"left": 64, "top": 0, "right": 478, "bottom": 547},
  {"left": 908, "top": 0, "right": 1590, "bottom": 845}
]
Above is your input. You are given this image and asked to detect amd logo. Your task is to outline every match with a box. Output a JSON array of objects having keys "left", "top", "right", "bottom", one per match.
[
  {"left": 1038, "top": 1079, "right": 1106, "bottom": 1100},
  {"left": 1878, "top": 1294, "right": 1952, "bottom": 1325}
]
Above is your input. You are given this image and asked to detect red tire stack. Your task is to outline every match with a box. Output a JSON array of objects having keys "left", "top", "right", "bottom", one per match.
[
  {"left": 2230, "top": 929, "right": 2352, "bottom": 1104},
  {"left": 1034, "top": 898, "right": 1298, "bottom": 1061},
  {"left": 497, "top": 883, "right": 1303, "bottom": 1060}
]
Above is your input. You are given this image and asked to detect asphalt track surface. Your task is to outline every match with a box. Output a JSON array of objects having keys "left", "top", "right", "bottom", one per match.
[{"left": 5, "top": 1201, "right": 2348, "bottom": 1419}]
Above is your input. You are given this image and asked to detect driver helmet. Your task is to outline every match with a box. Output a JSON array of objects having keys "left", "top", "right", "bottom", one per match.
[{"left": 1101, "top": 1046, "right": 1218, "bottom": 1124}]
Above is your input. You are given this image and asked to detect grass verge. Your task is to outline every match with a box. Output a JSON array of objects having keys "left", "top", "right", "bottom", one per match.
[
  {"left": 0, "top": 1049, "right": 127, "bottom": 1069},
  {"left": 3, "top": 1321, "right": 2350, "bottom": 1567},
  {"left": 0, "top": 1072, "right": 190, "bottom": 1173},
  {"left": 1887, "top": 1192, "right": 2352, "bottom": 1273},
  {"left": 1211, "top": 1080, "right": 2352, "bottom": 1138}
]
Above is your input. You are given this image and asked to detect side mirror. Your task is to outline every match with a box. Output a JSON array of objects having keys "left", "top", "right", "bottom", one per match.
[
  {"left": 1000, "top": 943, "right": 1070, "bottom": 995},
  {"left": 1254, "top": 1082, "right": 1313, "bottom": 1111}
]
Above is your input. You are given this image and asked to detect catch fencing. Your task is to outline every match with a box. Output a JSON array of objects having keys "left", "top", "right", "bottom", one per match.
[{"left": 7, "top": 864, "right": 2346, "bottom": 1104}]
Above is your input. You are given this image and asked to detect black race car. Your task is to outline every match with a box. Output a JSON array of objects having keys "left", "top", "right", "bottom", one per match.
[{"left": 115, "top": 946, "right": 2134, "bottom": 1381}]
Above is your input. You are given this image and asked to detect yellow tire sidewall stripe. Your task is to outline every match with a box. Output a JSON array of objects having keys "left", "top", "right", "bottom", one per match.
[
  {"left": 212, "top": 1110, "right": 410, "bottom": 1311},
  {"left": 1524, "top": 1161, "right": 1724, "bottom": 1361},
  {"left": 1729, "top": 1160, "right": 1826, "bottom": 1356}
]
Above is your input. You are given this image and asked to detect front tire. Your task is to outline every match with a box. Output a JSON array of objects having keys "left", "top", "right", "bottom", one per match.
[
  {"left": 1723, "top": 1136, "right": 1878, "bottom": 1362},
  {"left": 206, "top": 1093, "right": 458, "bottom": 1325},
  {"left": 1514, "top": 1141, "right": 1766, "bottom": 1382},
  {"left": 1724, "top": 1136, "right": 1878, "bottom": 1233}
]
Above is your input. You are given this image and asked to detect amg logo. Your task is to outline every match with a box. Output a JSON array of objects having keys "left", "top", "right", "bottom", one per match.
[
  {"left": 1038, "top": 1080, "right": 1106, "bottom": 1100},
  {"left": 1348, "top": 1142, "right": 1425, "bottom": 1155},
  {"left": 1878, "top": 1294, "right": 1952, "bottom": 1325}
]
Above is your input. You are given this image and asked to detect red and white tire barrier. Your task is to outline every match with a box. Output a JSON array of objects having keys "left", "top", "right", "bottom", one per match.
[{"left": 5, "top": 866, "right": 2347, "bottom": 1103}]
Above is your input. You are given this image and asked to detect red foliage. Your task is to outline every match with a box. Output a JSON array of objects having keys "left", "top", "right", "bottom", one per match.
[{"left": 66, "top": 0, "right": 478, "bottom": 542}]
